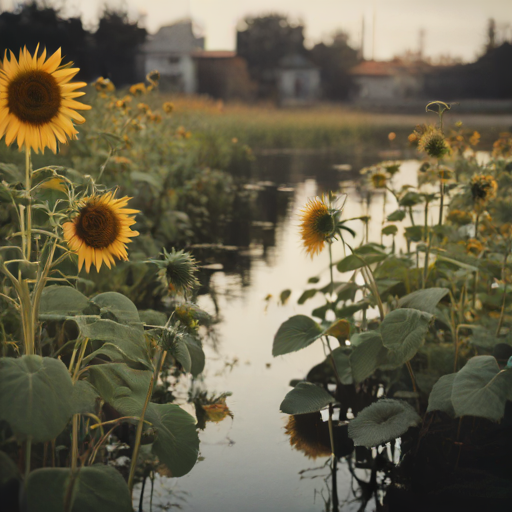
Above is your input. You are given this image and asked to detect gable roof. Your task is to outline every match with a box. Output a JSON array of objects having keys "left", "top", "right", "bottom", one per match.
[{"left": 143, "top": 19, "right": 204, "bottom": 54}]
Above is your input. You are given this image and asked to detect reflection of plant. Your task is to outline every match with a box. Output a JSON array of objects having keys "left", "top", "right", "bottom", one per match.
[{"left": 285, "top": 413, "right": 332, "bottom": 459}]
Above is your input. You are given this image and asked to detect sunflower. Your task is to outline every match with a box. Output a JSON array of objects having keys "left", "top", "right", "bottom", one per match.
[
  {"left": 63, "top": 192, "right": 139, "bottom": 273},
  {"left": 299, "top": 195, "right": 339, "bottom": 257},
  {"left": 285, "top": 413, "right": 332, "bottom": 459},
  {"left": 470, "top": 174, "right": 498, "bottom": 206},
  {"left": 0, "top": 45, "right": 91, "bottom": 153}
]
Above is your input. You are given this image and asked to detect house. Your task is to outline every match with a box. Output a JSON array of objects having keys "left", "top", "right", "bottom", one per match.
[
  {"left": 140, "top": 19, "right": 204, "bottom": 93},
  {"left": 277, "top": 54, "right": 321, "bottom": 105},
  {"left": 350, "top": 59, "right": 427, "bottom": 102}
]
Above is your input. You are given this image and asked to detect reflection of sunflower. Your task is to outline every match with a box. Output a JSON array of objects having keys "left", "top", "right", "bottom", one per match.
[
  {"left": 285, "top": 413, "right": 332, "bottom": 459},
  {"left": 299, "top": 196, "right": 337, "bottom": 257},
  {"left": 63, "top": 192, "right": 139, "bottom": 272},
  {"left": 0, "top": 46, "right": 91, "bottom": 153}
]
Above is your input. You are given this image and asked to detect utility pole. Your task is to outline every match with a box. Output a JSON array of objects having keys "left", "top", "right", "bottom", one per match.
[
  {"left": 372, "top": 8, "right": 376, "bottom": 61},
  {"left": 359, "top": 15, "right": 365, "bottom": 60}
]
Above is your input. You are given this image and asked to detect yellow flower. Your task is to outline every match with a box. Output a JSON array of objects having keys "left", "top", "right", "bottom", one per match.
[
  {"left": 129, "top": 82, "right": 146, "bottom": 95},
  {"left": 0, "top": 45, "right": 91, "bottom": 153},
  {"left": 466, "top": 238, "right": 484, "bottom": 255},
  {"left": 388, "top": 132, "right": 396, "bottom": 141},
  {"left": 94, "top": 76, "right": 115, "bottom": 92},
  {"left": 137, "top": 102, "right": 150, "bottom": 113},
  {"left": 146, "top": 70, "right": 160, "bottom": 87},
  {"left": 63, "top": 192, "right": 139, "bottom": 272},
  {"left": 299, "top": 195, "right": 339, "bottom": 258},
  {"left": 163, "top": 101, "right": 174, "bottom": 114},
  {"left": 447, "top": 209, "right": 472, "bottom": 225},
  {"left": 371, "top": 172, "right": 387, "bottom": 189},
  {"left": 471, "top": 174, "right": 497, "bottom": 205}
]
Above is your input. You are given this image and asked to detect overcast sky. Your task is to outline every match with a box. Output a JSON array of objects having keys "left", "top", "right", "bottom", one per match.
[{"left": 5, "top": 0, "right": 512, "bottom": 61}]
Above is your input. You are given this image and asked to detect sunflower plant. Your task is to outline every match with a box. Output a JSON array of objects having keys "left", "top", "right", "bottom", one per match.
[
  {"left": 272, "top": 102, "right": 512, "bottom": 509},
  {"left": 0, "top": 46, "right": 211, "bottom": 511}
]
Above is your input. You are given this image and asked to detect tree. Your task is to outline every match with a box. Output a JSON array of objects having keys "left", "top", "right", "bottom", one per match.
[
  {"left": 309, "top": 31, "right": 359, "bottom": 101},
  {"left": 237, "top": 14, "right": 306, "bottom": 98}
]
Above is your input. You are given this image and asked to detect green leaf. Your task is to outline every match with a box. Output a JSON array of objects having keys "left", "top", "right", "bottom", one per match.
[
  {"left": 0, "top": 355, "right": 73, "bottom": 442},
  {"left": 404, "top": 226, "right": 424, "bottom": 242},
  {"left": 78, "top": 318, "right": 151, "bottom": 369},
  {"left": 380, "top": 308, "right": 432, "bottom": 365},
  {"left": 337, "top": 253, "right": 386, "bottom": 273},
  {"left": 145, "top": 403, "right": 199, "bottom": 477},
  {"left": 280, "top": 289, "right": 291, "bottom": 305},
  {"left": 131, "top": 170, "right": 162, "bottom": 189},
  {"left": 72, "top": 380, "right": 99, "bottom": 415},
  {"left": 272, "top": 315, "right": 323, "bottom": 356},
  {"left": 91, "top": 292, "right": 140, "bottom": 325},
  {"left": 183, "top": 335, "right": 205, "bottom": 377},
  {"left": 24, "top": 465, "right": 133, "bottom": 512},
  {"left": 308, "top": 276, "right": 320, "bottom": 284},
  {"left": 39, "top": 286, "right": 96, "bottom": 320},
  {"left": 399, "top": 191, "right": 423, "bottom": 207},
  {"left": 451, "top": 356, "right": 512, "bottom": 421},
  {"left": 139, "top": 309, "right": 168, "bottom": 326},
  {"left": 325, "top": 347, "right": 353, "bottom": 385},
  {"left": 436, "top": 255, "right": 478, "bottom": 273},
  {"left": 382, "top": 225, "right": 398, "bottom": 236},
  {"left": 280, "top": 381, "right": 336, "bottom": 415},
  {"left": 398, "top": 287, "right": 449, "bottom": 314},
  {"left": 298, "top": 289, "right": 317, "bottom": 305},
  {"left": 387, "top": 209, "right": 406, "bottom": 222},
  {"left": 348, "top": 399, "right": 421, "bottom": 447},
  {"left": 468, "top": 327, "right": 500, "bottom": 349},
  {"left": 87, "top": 363, "right": 152, "bottom": 417},
  {"left": 349, "top": 331, "right": 390, "bottom": 383},
  {"left": 427, "top": 373, "right": 456, "bottom": 417},
  {"left": 172, "top": 337, "right": 192, "bottom": 373},
  {"left": 0, "top": 451, "right": 20, "bottom": 486}
]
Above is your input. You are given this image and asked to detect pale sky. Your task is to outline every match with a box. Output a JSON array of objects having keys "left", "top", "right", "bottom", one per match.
[{"left": 5, "top": 0, "right": 512, "bottom": 61}]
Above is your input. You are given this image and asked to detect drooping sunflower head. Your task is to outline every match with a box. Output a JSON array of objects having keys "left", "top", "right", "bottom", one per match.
[
  {"left": 470, "top": 174, "right": 498, "bottom": 205},
  {"left": 447, "top": 209, "right": 473, "bottom": 226},
  {"left": 0, "top": 45, "right": 91, "bottom": 153},
  {"left": 285, "top": 413, "right": 332, "bottom": 459},
  {"left": 154, "top": 248, "right": 200, "bottom": 295},
  {"left": 63, "top": 192, "right": 139, "bottom": 273},
  {"left": 371, "top": 172, "right": 387, "bottom": 189},
  {"left": 299, "top": 195, "right": 342, "bottom": 258}
]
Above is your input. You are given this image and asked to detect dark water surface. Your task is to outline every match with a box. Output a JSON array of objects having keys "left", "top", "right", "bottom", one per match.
[{"left": 134, "top": 149, "right": 415, "bottom": 512}]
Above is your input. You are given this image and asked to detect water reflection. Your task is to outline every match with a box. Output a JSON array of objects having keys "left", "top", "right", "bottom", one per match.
[{"left": 135, "top": 148, "right": 415, "bottom": 512}]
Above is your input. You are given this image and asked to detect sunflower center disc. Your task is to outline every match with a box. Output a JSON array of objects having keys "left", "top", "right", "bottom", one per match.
[
  {"left": 7, "top": 70, "right": 61, "bottom": 125},
  {"left": 75, "top": 202, "right": 120, "bottom": 249}
]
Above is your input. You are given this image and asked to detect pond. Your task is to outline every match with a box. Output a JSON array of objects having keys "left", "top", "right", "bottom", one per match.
[{"left": 134, "top": 149, "right": 421, "bottom": 512}]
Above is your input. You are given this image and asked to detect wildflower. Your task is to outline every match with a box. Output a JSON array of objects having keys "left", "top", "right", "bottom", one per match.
[
  {"left": 418, "top": 128, "right": 450, "bottom": 159},
  {"left": 129, "top": 82, "right": 146, "bottom": 95},
  {"left": 137, "top": 102, "right": 150, "bottom": 113},
  {"left": 63, "top": 192, "right": 139, "bottom": 272},
  {"left": 153, "top": 248, "right": 199, "bottom": 295},
  {"left": 371, "top": 172, "right": 387, "bottom": 189},
  {"left": 469, "top": 131, "right": 480, "bottom": 146},
  {"left": 94, "top": 77, "right": 115, "bottom": 92},
  {"left": 470, "top": 174, "right": 497, "bottom": 205},
  {"left": 466, "top": 238, "right": 484, "bottom": 255},
  {"left": 115, "top": 95, "right": 132, "bottom": 109},
  {"left": 285, "top": 413, "right": 332, "bottom": 459},
  {"left": 149, "top": 111, "right": 162, "bottom": 123},
  {"left": 231, "top": 137, "right": 238, "bottom": 144},
  {"left": 492, "top": 132, "right": 512, "bottom": 158},
  {"left": 447, "top": 209, "right": 472, "bottom": 225},
  {"left": 0, "top": 45, "right": 91, "bottom": 153},
  {"left": 163, "top": 101, "right": 174, "bottom": 114},
  {"left": 111, "top": 156, "right": 132, "bottom": 166},
  {"left": 299, "top": 195, "right": 343, "bottom": 258},
  {"left": 388, "top": 132, "right": 396, "bottom": 141},
  {"left": 146, "top": 70, "right": 160, "bottom": 87}
]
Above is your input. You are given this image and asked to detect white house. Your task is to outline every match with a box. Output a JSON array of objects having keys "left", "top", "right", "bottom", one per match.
[
  {"left": 141, "top": 19, "right": 204, "bottom": 93},
  {"left": 277, "top": 54, "right": 321, "bottom": 105}
]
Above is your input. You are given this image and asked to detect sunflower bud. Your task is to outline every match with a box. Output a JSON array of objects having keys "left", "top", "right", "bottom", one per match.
[
  {"left": 154, "top": 248, "right": 200, "bottom": 295},
  {"left": 418, "top": 129, "right": 450, "bottom": 159}
]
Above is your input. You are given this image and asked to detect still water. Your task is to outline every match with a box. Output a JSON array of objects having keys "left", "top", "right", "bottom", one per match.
[{"left": 134, "top": 150, "right": 421, "bottom": 512}]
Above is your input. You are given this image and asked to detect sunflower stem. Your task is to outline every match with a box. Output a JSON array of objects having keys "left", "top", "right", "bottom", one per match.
[
  {"left": 25, "top": 147, "right": 32, "bottom": 261},
  {"left": 128, "top": 374, "right": 155, "bottom": 496},
  {"left": 24, "top": 437, "right": 32, "bottom": 482},
  {"left": 438, "top": 178, "right": 444, "bottom": 227}
]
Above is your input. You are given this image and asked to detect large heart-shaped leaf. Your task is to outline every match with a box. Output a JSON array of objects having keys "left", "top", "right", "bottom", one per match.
[
  {"left": 349, "top": 331, "right": 390, "bottom": 383},
  {"left": 146, "top": 403, "right": 200, "bottom": 477},
  {"left": 78, "top": 318, "right": 151, "bottom": 369},
  {"left": 398, "top": 288, "right": 450, "bottom": 314},
  {"left": 451, "top": 356, "right": 512, "bottom": 421},
  {"left": 337, "top": 253, "right": 386, "bottom": 273},
  {"left": 183, "top": 335, "right": 205, "bottom": 377},
  {"left": 272, "top": 315, "right": 323, "bottom": 356},
  {"left": 280, "top": 381, "right": 336, "bottom": 415},
  {"left": 380, "top": 308, "right": 433, "bottom": 365},
  {"left": 24, "top": 465, "right": 133, "bottom": 512},
  {"left": 0, "top": 355, "right": 73, "bottom": 442},
  {"left": 87, "top": 363, "right": 152, "bottom": 417},
  {"left": 172, "top": 337, "right": 192, "bottom": 373},
  {"left": 307, "top": 347, "right": 353, "bottom": 385},
  {"left": 426, "top": 373, "right": 456, "bottom": 417},
  {"left": 87, "top": 364, "right": 199, "bottom": 476},
  {"left": 348, "top": 399, "right": 421, "bottom": 447},
  {"left": 91, "top": 291, "right": 140, "bottom": 325},
  {"left": 72, "top": 380, "right": 99, "bottom": 415},
  {"left": 39, "top": 285, "right": 98, "bottom": 320}
]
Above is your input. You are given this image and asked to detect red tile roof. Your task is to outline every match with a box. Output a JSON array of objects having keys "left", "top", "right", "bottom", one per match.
[{"left": 192, "top": 51, "right": 237, "bottom": 59}]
